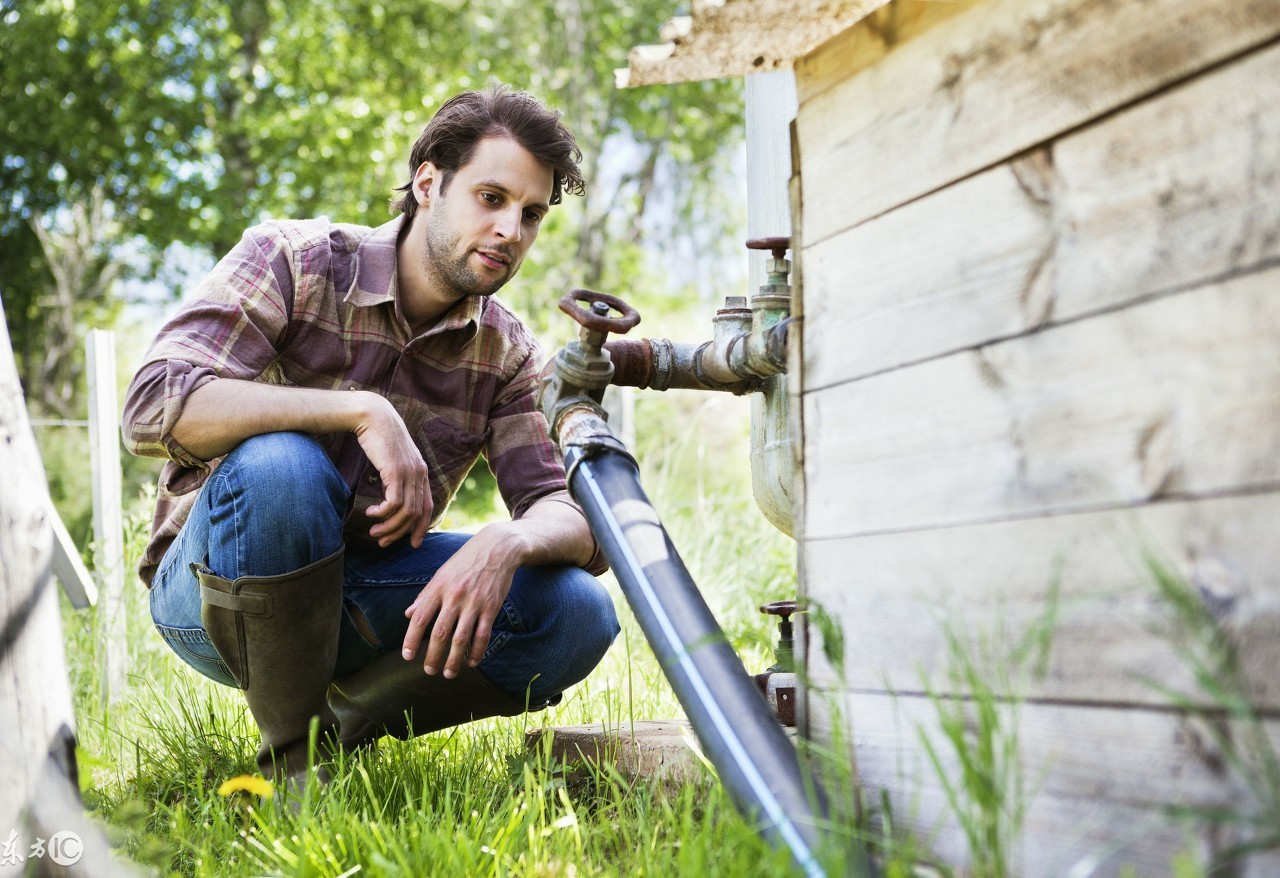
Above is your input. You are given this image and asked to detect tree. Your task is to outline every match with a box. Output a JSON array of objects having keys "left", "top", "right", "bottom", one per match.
[{"left": 1, "top": 0, "right": 744, "bottom": 410}]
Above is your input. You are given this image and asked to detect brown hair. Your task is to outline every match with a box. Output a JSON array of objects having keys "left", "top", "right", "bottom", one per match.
[{"left": 391, "top": 83, "right": 585, "bottom": 219}]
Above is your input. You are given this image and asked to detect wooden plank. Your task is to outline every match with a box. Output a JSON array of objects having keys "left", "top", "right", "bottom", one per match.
[
  {"left": 795, "top": 0, "right": 1280, "bottom": 246},
  {"left": 794, "top": 0, "right": 982, "bottom": 107},
  {"left": 49, "top": 500, "right": 98, "bottom": 609},
  {"left": 810, "top": 693, "right": 1280, "bottom": 875},
  {"left": 803, "top": 267, "right": 1280, "bottom": 541},
  {"left": 801, "top": 492, "right": 1280, "bottom": 709},
  {"left": 86, "top": 329, "right": 126, "bottom": 703},
  {"left": 804, "top": 42, "right": 1280, "bottom": 389}
]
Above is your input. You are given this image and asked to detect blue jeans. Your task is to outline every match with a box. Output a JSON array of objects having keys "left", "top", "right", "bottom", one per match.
[{"left": 149, "top": 432, "right": 619, "bottom": 706}]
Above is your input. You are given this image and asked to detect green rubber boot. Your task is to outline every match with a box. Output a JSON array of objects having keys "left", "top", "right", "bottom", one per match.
[
  {"left": 329, "top": 649, "right": 541, "bottom": 749},
  {"left": 196, "top": 548, "right": 344, "bottom": 788}
]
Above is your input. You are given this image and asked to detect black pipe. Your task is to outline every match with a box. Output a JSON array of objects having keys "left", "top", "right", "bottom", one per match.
[{"left": 562, "top": 418, "right": 875, "bottom": 878}]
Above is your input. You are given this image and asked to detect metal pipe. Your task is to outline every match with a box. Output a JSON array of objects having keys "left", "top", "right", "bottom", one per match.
[
  {"left": 605, "top": 338, "right": 764, "bottom": 395},
  {"left": 558, "top": 406, "right": 875, "bottom": 878}
]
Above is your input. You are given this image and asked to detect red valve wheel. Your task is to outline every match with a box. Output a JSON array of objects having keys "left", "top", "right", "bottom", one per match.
[{"left": 559, "top": 289, "right": 641, "bottom": 335}]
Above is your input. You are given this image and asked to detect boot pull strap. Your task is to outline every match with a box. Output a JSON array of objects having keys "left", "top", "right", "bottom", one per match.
[{"left": 200, "top": 586, "right": 273, "bottom": 618}]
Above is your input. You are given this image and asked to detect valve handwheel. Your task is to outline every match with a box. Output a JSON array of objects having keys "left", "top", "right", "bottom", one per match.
[
  {"left": 746, "top": 236, "right": 791, "bottom": 260},
  {"left": 760, "top": 599, "right": 799, "bottom": 621},
  {"left": 559, "top": 289, "right": 641, "bottom": 335}
]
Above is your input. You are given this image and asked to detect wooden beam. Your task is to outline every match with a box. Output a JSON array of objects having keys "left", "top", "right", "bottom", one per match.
[
  {"left": 0, "top": 298, "right": 79, "bottom": 859},
  {"left": 803, "top": 266, "right": 1280, "bottom": 540},
  {"left": 48, "top": 500, "right": 98, "bottom": 609},
  {"left": 795, "top": 0, "right": 1280, "bottom": 246},
  {"left": 794, "top": 0, "right": 982, "bottom": 107},
  {"left": 802, "top": 41, "right": 1280, "bottom": 390}
]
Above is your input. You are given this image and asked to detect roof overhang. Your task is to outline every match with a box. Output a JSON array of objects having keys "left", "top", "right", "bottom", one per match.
[{"left": 617, "top": 0, "right": 890, "bottom": 88}]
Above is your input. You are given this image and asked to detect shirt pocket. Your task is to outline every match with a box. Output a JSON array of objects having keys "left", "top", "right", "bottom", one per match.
[{"left": 421, "top": 416, "right": 489, "bottom": 480}]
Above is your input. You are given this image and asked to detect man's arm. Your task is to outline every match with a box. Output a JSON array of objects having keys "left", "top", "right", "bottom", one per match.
[
  {"left": 173, "top": 379, "right": 434, "bottom": 549},
  {"left": 399, "top": 496, "right": 596, "bottom": 680}
]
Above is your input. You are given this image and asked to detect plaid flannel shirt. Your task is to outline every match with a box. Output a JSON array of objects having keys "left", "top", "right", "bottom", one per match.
[{"left": 122, "top": 216, "right": 601, "bottom": 586}]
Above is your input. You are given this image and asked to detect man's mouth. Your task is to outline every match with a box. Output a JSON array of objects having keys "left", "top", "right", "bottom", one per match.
[{"left": 476, "top": 248, "right": 511, "bottom": 270}]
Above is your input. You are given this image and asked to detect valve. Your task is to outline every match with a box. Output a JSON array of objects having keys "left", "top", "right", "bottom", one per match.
[
  {"left": 559, "top": 289, "right": 642, "bottom": 344},
  {"left": 755, "top": 599, "right": 803, "bottom": 726},
  {"left": 746, "top": 236, "right": 792, "bottom": 300},
  {"left": 539, "top": 289, "right": 641, "bottom": 438},
  {"left": 760, "top": 599, "right": 800, "bottom": 673}
]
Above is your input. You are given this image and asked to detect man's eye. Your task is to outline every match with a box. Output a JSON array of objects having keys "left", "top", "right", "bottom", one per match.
[
  {"left": 481, "top": 192, "right": 500, "bottom": 204},
  {"left": 524, "top": 211, "right": 543, "bottom": 224}
]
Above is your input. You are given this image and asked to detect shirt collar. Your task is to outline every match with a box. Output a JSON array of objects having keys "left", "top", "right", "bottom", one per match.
[
  {"left": 346, "top": 217, "right": 401, "bottom": 308},
  {"left": 346, "top": 215, "right": 481, "bottom": 342}
]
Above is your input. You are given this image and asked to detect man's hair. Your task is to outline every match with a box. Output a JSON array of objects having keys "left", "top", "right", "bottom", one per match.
[{"left": 391, "top": 83, "right": 585, "bottom": 219}]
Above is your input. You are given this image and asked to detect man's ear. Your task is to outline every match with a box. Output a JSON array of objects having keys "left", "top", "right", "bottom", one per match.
[{"left": 411, "top": 162, "right": 436, "bottom": 207}]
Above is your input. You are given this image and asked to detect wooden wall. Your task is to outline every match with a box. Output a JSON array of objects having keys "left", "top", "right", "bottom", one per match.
[{"left": 792, "top": 0, "right": 1280, "bottom": 872}]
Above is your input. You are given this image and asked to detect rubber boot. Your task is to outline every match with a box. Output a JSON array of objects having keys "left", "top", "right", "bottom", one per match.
[
  {"left": 196, "top": 547, "right": 344, "bottom": 787},
  {"left": 329, "top": 650, "right": 543, "bottom": 750}
]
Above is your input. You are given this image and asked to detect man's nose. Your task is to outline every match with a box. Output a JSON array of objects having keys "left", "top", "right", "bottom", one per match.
[{"left": 494, "top": 207, "right": 522, "bottom": 242}]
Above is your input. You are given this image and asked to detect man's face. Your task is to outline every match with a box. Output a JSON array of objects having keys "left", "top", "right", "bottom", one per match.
[{"left": 419, "top": 135, "right": 553, "bottom": 300}]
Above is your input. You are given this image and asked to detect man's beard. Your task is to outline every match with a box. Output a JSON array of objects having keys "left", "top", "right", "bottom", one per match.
[{"left": 422, "top": 216, "right": 517, "bottom": 299}]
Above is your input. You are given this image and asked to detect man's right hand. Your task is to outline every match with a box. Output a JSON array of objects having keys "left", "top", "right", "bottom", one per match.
[
  {"left": 352, "top": 393, "right": 433, "bottom": 548},
  {"left": 171, "top": 381, "right": 433, "bottom": 548}
]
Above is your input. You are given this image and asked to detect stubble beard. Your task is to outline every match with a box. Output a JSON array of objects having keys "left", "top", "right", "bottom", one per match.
[{"left": 422, "top": 216, "right": 517, "bottom": 300}]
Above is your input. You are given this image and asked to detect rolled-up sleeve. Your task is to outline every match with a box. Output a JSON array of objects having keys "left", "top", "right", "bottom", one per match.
[
  {"left": 121, "top": 225, "right": 295, "bottom": 466},
  {"left": 486, "top": 348, "right": 569, "bottom": 520}
]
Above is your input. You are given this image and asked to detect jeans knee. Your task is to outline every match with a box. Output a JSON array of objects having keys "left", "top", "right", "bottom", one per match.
[
  {"left": 210, "top": 433, "right": 348, "bottom": 529},
  {"left": 556, "top": 570, "right": 619, "bottom": 667},
  {"left": 201, "top": 433, "right": 348, "bottom": 574}
]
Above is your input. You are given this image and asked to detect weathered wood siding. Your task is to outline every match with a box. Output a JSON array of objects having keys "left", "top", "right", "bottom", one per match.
[{"left": 794, "top": 0, "right": 1280, "bottom": 872}]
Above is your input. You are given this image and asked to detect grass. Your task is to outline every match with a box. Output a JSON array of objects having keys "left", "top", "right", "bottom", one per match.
[
  {"left": 1145, "top": 556, "right": 1280, "bottom": 872},
  {"left": 61, "top": 390, "right": 826, "bottom": 877},
  {"left": 911, "top": 578, "right": 1058, "bottom": 878}
]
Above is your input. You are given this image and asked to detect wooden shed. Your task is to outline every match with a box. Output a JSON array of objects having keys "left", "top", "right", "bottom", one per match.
[{"left": 624, "top": 0, "right": 1280, "bottom": 872}]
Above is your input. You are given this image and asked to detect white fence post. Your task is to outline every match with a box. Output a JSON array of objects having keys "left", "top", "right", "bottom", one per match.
[{"left": 86, "top": 330, "right": 126, "bottom": 704}]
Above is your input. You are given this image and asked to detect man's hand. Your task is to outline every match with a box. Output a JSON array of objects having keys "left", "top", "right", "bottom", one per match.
[
  {"left": 400, "top": 525, "right": 520, "bottom": 678},
  {"left": 353, "top": 393, "right": 433, "bottom": 548}
]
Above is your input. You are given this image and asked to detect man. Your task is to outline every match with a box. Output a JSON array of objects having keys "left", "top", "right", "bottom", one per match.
[{"left": 121, "top": 84, "right": 619, "bottom": 788}]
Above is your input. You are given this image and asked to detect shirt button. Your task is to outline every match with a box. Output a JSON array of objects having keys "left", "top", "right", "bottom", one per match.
[{"left": 367, "top": 473, "right": 380, "bottom": 484}]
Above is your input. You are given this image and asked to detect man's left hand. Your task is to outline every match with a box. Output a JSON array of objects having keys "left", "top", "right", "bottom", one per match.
[{"left": 400, "top": 525, "right": 520, "bottom": 679}]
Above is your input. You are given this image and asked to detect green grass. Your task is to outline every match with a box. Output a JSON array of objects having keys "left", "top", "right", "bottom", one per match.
[
  {"left": 1145, "top": 556, "right": 1280, "bottom": 872},
  {"left": 911, "top": 577, "right": 1058, "bottom": 878},
  {"left": 62, "top": 392, "right": 831, "bottom": 877}
]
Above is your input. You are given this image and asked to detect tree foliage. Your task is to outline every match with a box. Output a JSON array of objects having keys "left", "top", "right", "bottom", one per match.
[{"left": 1, "top": 0, "right": 745, "bottom": 409}]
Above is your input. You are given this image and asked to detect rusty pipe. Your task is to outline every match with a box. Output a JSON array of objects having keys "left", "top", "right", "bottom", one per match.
[{"left": 603, "top": 320, "right": 790, "bottom": 397}]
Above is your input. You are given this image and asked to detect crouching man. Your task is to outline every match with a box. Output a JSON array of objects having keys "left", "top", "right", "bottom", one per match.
[{"left": 121, "top": 84, "right": 618, "bottom": 789}]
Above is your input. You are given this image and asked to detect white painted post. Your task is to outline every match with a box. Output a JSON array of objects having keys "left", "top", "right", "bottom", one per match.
[
  {"left": 86, "top": 330, "right": 126, "bottom": 704},
  {"left": 745, "top": 71, "right": 797, "bottom": 295},
  {"left": 744, "top": 71, "right": 801, "bottom": 536}
]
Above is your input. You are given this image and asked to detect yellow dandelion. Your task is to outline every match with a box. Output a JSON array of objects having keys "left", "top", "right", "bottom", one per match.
[{"left": 217, "top": 774, "right": 274, "bottom": 799}]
